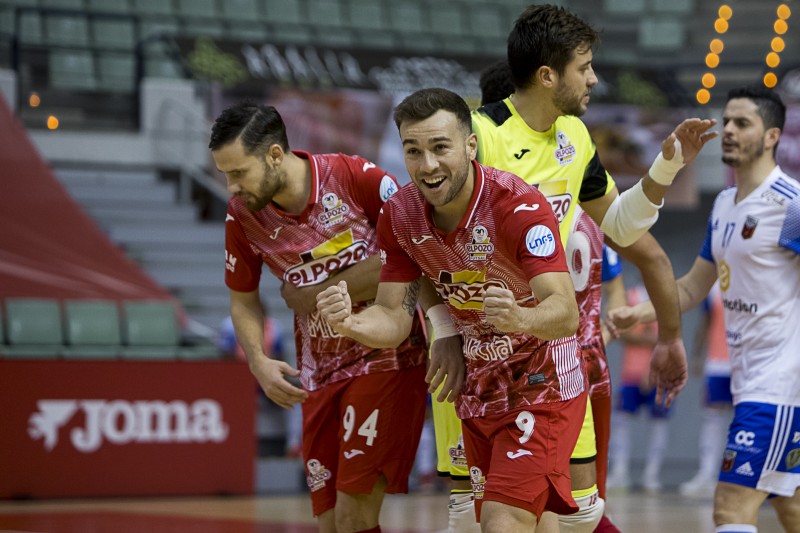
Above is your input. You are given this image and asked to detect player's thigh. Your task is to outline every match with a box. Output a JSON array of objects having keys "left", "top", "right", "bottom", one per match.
[
  {"left": 431, "top": 387, "right": 469, "bottom": 478},
  {"left": 302, "top": 383, "right": 347, "bottom": 516},
  {"left": 713, "top": 481, "right": 767, "bottom": 525},
  {"left": 769, "top": 488, "right": 800, "bottom": 533},
  {"left": 337, "top": 365, "right": 428, "bottom": 494}
]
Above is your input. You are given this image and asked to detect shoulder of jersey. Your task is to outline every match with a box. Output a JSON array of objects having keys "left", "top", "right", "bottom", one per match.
[{"left": 474, "top": 101, "right": 513, "bottom": 127}]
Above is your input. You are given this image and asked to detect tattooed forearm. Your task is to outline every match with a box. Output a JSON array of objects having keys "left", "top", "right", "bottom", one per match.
[{"left": 402, "top": 279, "right": 420, "bottom": 317}]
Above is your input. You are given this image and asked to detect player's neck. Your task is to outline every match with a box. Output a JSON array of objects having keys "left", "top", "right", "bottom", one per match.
[
  {"left": 510, "top": 90, "right": 559, "bottom": 133},
  {"left": 733, "top": 157, "right": 777, "bottom": 202},
  {"left": 273, "top": 153, "right": 312, "bottom": 215}
]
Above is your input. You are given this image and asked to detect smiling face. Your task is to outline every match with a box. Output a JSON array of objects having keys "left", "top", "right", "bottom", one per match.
[
  {"left": 212, "top": 138, "right": 285, "bottom": 211},
  {"left": 552, "top": 46, "right": 597, "bottom": 117},
  {"left": 399, "top": 109, "right": 477, "bottom": 208},
  {"left": 721, "top": 98, "right": 776, "bottom": 168}
]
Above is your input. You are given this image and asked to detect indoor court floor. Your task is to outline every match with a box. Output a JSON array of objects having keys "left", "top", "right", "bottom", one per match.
[{"left": 0, "top": 491, "right": 785, "bottom": 532}]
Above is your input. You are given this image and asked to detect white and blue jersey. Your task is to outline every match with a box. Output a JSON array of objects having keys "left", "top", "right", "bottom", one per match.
[
  {"left": 699, "top": 166, "right": 800, "bottom": 407},
  {"left": 699, "top": 166, "right": 800, "bottom": 495}
]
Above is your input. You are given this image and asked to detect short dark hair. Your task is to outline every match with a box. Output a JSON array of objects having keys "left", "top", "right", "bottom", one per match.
[
  {"left": 726, "top": 86, "right": 786, "bottom": 132},
  {"left": 393, "top": 88, "right": 472, "bottom": 134},
  {"left": 479, "top": 60, "right": 515, "bottom": 106},
  {"left": 208, "top": 101, "right": 290, "bottom": 155},
  {"left": 507, "top": 4, "right": 599, "bottom": 90}
]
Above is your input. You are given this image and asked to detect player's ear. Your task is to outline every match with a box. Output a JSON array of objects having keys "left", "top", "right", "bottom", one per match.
[
  {"left": 266, "top": 144, "right": 285, "bottom": 167},
  {"left": 764, "top": 127, "right": 781, "bottom": 153},
  {"left": 466, "top": 132, "right": 478, "bottom": 160},
  {"left": 537, "top": 66, "right": 556, "bottom": 89}
]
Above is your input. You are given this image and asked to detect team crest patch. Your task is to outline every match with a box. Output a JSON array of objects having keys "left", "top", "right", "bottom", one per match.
[
  {"left": 318, "top": 192, "right": 350, "bottom": 226},
  {"left": 741, "top": 215, "right": 758, "bottom": 239},
  {"left": 786, "top": 448, "right": 800, "bottom": 470},
  {"left": 306, "top": 458, "right": 332, "bottom": 491},
  {"left": 469, "top": 466, "right": 486, "bottom": 500},
  {"left": 554, "top": 130, "right": 576, "bottom": 166},
  {"left": 466, "top": 225, "right": 494, "bottom": 261},
  {"left": 722, "top": 449, "right": 737, "bottom": 472}
]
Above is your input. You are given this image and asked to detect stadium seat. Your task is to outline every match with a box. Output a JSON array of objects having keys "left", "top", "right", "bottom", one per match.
[
  {"left": 177, "top": 0, "right": 217, "bottom": 19},
  {"left": 346, "top": 0, "right": 387, "bottom": 30},
  {"left": 121, "top": 300, "right": 180, "bottom": 359},
  {"left": 387, "top": 3, "right": 428, "bottom": 33},
  {"left": 262, "top": 0, "right": 303, "bottom": 26},
  {"left": 19, "top": 12, "right": 44, "bottom": 45},
  {"left": 87, "top": 0, "right": 131, "bottom": 14},
  {"left": 93, "top": 18, "right": 136, "bottom": 51},
  {"left": 63, "top": 300, "right": 122, "bottom": 359},
  {"left": 307, "top": 0, "right": 345, "bottom": 28},
  {"left": 45, "top": 14, "right": 90, "bottom": 47},
  {"left": 2, "top": 298, "right": 63, "bottom": 359},
  {"left": 40, "top": 0, "right": 85, "bottom": 8},
  {"left": 132, "top": 0, "right": 174, "bottom": 16},
  {"left": 639, "top": 17, "right": 684, "bottom": 50},
  {"left": 429, "top": 4, "right": 466, "bottom": 36},
  {"left": 49, "top": 50, "right": 97, "bottom": 90},
  {"left": 604, "top": 0, "right": 646, "bottom": 15},
  {"left": 97, "top": 52, "right": 136, "bottom": 92},
  {"left": 220, "top": 0, "right": 260, "bottom": 22}
]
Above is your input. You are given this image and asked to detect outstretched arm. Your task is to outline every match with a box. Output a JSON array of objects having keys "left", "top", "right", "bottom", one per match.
[
  {"left": 316, "top": 279, "right": 419, "bottom": 349},
  {"left": 582, "top": 118, "right": 718, "bottom": 246}
]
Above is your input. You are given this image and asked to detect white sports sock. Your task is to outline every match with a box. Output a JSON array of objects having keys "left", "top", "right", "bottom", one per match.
[
  {"left": 448, "top": 491, "right": 480, "bottom": 533},
  {"left": 716, "top": 524, "right": 757, "bottom": 533},
  {"left": 699, "top": 407, "right": 727, "bottom": 478}
]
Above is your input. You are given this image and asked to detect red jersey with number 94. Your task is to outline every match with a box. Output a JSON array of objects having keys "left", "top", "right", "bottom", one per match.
[
  {"left": 378, "top": 161, "right": 585, "bottom": 420},
  {"left": 224, "top": 151, "right": 426, "bottom": 391}
]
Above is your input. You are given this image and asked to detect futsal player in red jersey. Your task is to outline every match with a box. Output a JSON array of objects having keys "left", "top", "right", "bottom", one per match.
[
  {"left": 317, "top": 88, "right": 587, "bottom": 531},
  {"left": 210, "top": 102, "right": 429, "bottom": 533}
]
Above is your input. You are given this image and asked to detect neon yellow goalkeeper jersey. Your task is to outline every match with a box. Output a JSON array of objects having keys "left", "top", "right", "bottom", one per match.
[{"left": 472, "top": 97, "right": 616, "bottom": 246}]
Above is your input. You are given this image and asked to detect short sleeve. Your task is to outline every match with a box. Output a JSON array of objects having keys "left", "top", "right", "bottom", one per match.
[
  {"left": 503, "top": 191, "right": 569, "bottom": 280},
  {"left": 224, "top": 206, "right": 264, "bottom": 292},
  {"left": 343, "top": 154, "right": 400, "bottom": 226},
  {"left": 779, "top": 195, "right": 800, "bottom": 255},
  {"left": 698, "top": 214, "right": 715, "bottom": 263},
  {"left": 376, "top": 201, "right": 422, "bottom": 283},
  {"left": 601, "top": 245, "right": 622, "bottom": 282}
]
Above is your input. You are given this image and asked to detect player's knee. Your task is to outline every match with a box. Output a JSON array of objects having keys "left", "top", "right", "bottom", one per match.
[{"left": 558, "top": 490, "right": 604, "bottom": 533}]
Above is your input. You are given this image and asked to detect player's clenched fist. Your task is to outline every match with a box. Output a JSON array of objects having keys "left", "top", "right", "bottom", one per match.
[
  {"left": 316, "top": 280, "right": 353, "bottom": 332},
  {"left": 483, "top": 286, "right": 525, "bottom": 332}
]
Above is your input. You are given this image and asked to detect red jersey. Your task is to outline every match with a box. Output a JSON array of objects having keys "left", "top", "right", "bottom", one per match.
[
  {"left": 225, "top": 151, "right": 426, "bottom": 391},
  {"left": 567, "top": 206, "right": 610, "bottom": 398},
  {"left": 378, "top": 161, "right": 584, "bottom": 419}
]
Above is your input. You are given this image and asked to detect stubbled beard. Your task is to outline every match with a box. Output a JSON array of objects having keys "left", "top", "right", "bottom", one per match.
[
  {"left": 554, "top": 86, "right": 585, "bottom": 117},
  {"left": 722, "top": 139, "right": 765, "bottom": 168}
]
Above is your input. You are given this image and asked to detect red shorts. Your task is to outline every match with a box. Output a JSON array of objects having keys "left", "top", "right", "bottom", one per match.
[
  {"left": 461, "top": 391, "right": 587, "bottom": 521},
  {"left": 301, "top": 364, "right": 427, "bottom": 516}
]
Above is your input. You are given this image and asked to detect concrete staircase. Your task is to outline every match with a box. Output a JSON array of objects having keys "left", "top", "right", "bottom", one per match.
[{"left": 54, "top": 165, "right": 295, "bottom": 353}]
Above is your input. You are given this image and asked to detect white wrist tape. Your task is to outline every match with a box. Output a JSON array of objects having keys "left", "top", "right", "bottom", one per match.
[
  {"left": 648, "top": 139, "right": 684, "bottom": 186},
  {"left": 599, "top": 180, "right": 662, "bottom": 247},
  {"left": 426, "top": 304, "right": 459, "bottom": 339}
]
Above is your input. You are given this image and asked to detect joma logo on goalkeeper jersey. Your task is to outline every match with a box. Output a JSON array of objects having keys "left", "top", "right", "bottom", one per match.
[
  {"left": 435, "top": 270, "right": 507, "bottom": 310},
  {"left": 285, "top": 229, "right": 368, "bottom": 287}
]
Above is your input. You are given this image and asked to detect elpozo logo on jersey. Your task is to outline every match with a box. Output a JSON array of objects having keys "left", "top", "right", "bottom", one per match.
[
  {"left": 28, "top": 399, "right": 229, "bottom": 454},
  {"left": 466, "top": 225, "right": 494, "bottom": 261},
  {"left": 318, "top": 192, "right": 350, "bottom": 227},
  {"left": 554, "top": 130, "right": 576, "bottom": 166},
  {"left": 285, "top": 229, "right": 369, "bottom": 287},
  {"left": 525, "top": 225, "right": 556, "bottom": 257},
  {"left": 435, "top": 269, "right": 507, "bottom": 310}
]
